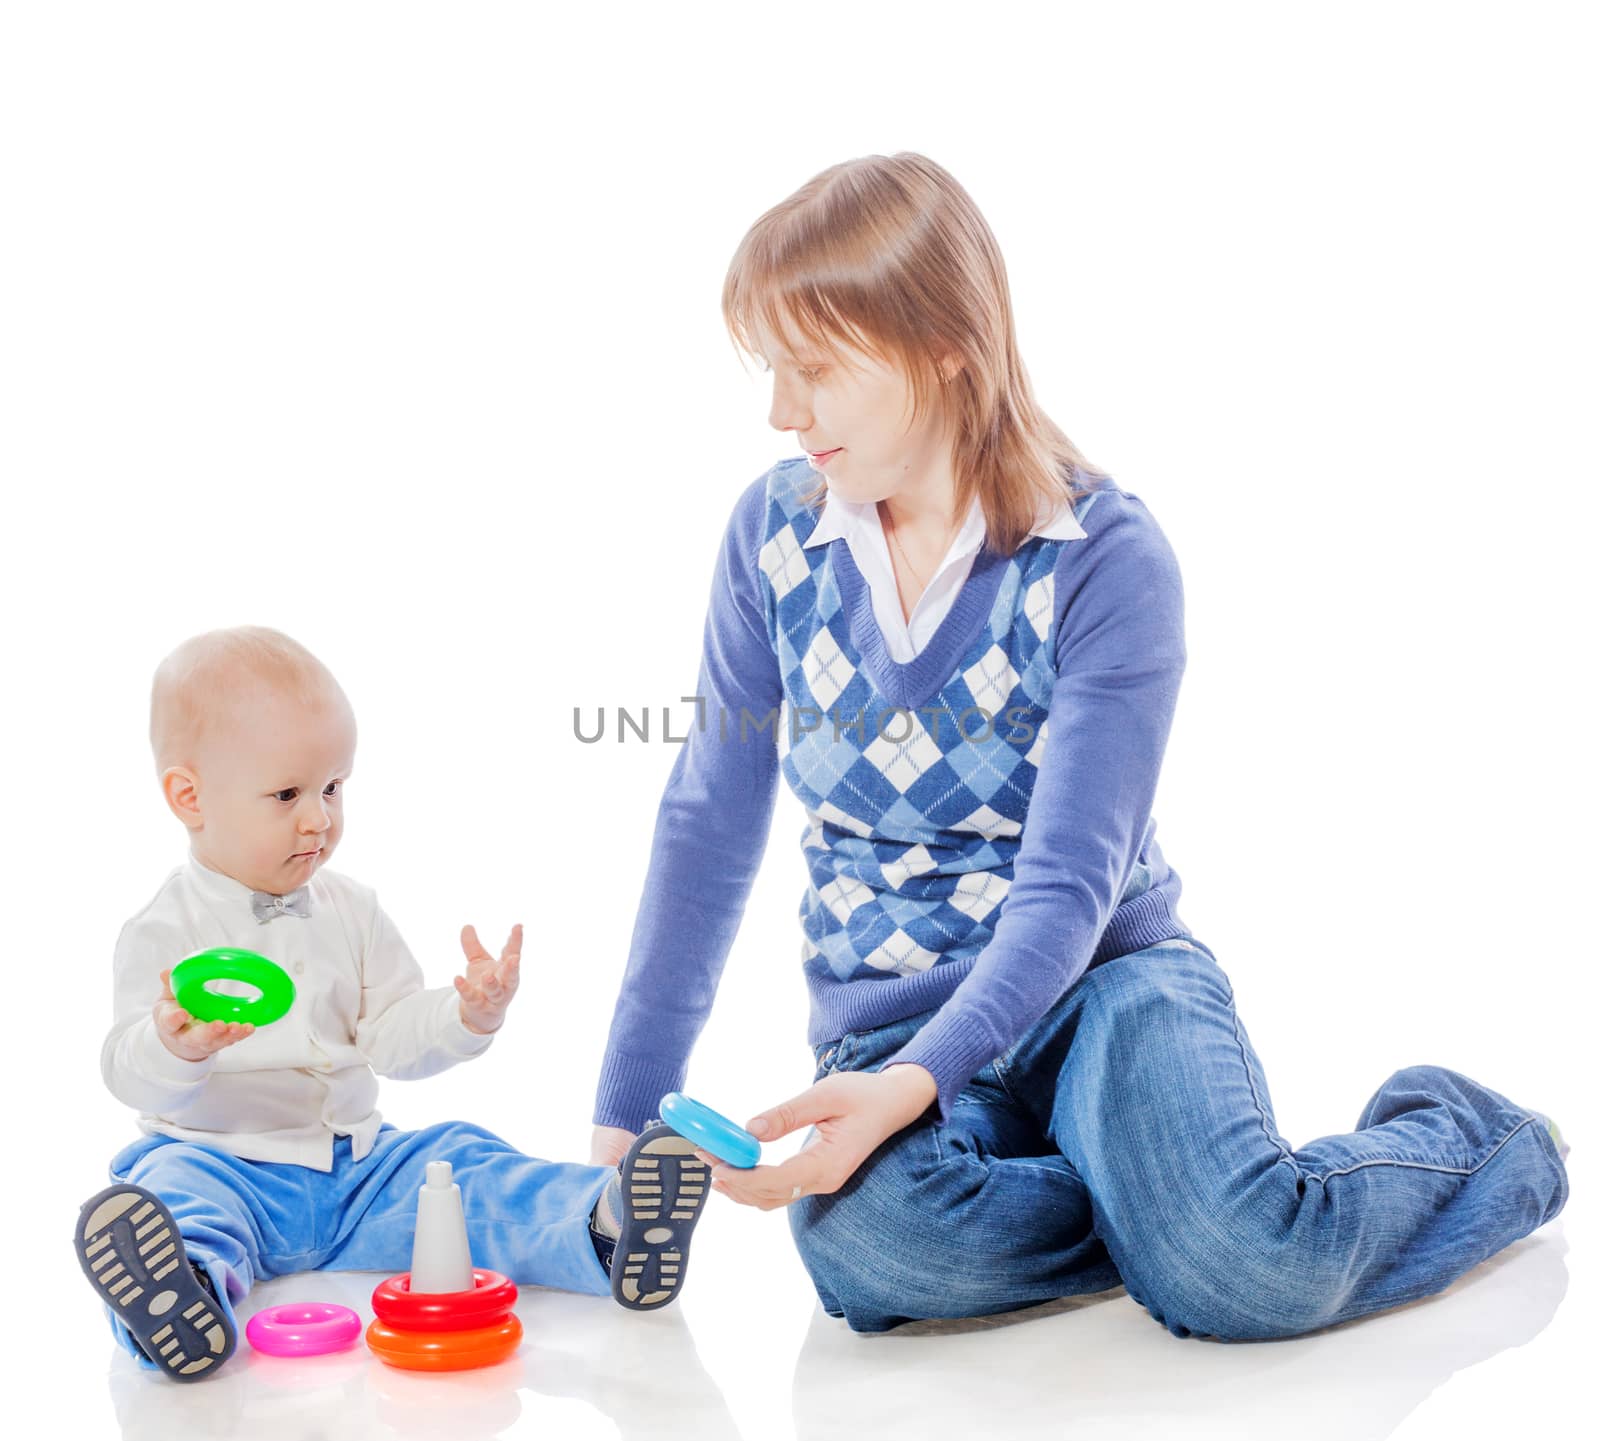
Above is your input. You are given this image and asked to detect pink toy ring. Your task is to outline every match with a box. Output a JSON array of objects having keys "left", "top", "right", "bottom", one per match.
[{"left": 245, "top": 1301, "right": 363, "bottom": 1357}]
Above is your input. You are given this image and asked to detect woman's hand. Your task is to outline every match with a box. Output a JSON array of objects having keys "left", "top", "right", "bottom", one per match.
[
  {"left": 454, "top": 923, "right": 522, "bottom": 1035},
  {"left": 697, "top": 1063, "right": 938, "bottom": 1211},
  {"left": 590, "top": 1124, "right": 636, "bottom": 1168}
]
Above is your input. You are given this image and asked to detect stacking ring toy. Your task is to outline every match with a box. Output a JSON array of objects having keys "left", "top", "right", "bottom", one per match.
[
  {"left": 365, "top": 1314, "right": 523, "bottom": 1371},
  {"left": 659, "top": 1091, "right": 762, "bottom": 1169},
  {"left": 245, "top": 1302, "right": 362, "bottom": 1357},
  {"left": 370, "top": 1269, "right": 518, "bottom": 1332},
  {"left": 171, "top": 947, "right": 296, "bottom": 1026}
]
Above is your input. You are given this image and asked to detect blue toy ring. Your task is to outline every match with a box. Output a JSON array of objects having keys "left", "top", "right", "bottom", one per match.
[{"left": 658, "top": 1092, "right": 762, "bottom": 1169}]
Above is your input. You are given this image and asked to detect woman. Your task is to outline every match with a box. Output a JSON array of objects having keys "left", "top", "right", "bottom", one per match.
[{"left": 589, "top": 152, "right": 1569, "bottom": 1337}]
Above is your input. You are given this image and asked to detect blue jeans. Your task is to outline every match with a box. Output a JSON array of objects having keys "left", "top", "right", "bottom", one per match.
[
  {"left": 788, "top": 937, "right": 1570, "bottom": 1336},
  {"left": 101, "top": 1119, "right": 612, "bottom": 1369}
]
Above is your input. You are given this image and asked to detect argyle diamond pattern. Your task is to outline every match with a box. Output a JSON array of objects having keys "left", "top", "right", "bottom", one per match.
[{"left": 758, "top": 463, "right": 1070, "bottom": 983}]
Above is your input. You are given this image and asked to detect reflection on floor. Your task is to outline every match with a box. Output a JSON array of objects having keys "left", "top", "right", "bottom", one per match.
[{"left": 92, "top": 1198, "right": 1574, "bottom": 1441}]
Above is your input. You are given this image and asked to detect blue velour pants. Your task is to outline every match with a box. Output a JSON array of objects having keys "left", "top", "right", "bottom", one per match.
[
  {"left": 101, "top": 1119, "right": 613, "bottom": 1369},
  {"left": 788, "top": 936, "right": 1571, "bottom": 1336}
]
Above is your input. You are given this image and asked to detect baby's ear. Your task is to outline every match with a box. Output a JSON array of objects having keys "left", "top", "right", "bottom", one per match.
[{"left": 159, "top": 766, "right": 204, "bottom": 829}]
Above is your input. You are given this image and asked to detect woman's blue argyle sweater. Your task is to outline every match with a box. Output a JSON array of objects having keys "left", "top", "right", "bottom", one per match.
[{"left": 595, "top": 457, "right": 1192, "bottom": 1128}]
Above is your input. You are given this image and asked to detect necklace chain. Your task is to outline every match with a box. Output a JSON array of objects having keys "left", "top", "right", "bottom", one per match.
[{"left": 881, "top": 501, "right": 958, "bottom": 592}]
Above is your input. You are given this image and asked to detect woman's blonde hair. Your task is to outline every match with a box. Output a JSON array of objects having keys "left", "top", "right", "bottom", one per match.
[
  {"left": 721, "top": 151, "right": 1107, "bottom": 558},
  {"left": 149, "top": 625, "right": 349, "bottom": 774}
]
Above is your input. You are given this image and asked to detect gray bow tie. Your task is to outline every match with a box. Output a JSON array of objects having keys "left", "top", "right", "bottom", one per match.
[{"left": 250, "top": 886, "right": 313, "bottom": 923}]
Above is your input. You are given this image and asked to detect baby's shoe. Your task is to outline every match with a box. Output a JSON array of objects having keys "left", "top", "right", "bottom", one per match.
[
  {"left": 592, "top": 1122, "right": 713, "bottom": 1311},
  {"left": 74, "top": 1183, "right": 236, "bottom": 1380}
]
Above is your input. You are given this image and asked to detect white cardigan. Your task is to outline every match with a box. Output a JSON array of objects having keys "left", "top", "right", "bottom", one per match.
[{"left": 101, "top": 855, "right": 492, "bottom": 1170}]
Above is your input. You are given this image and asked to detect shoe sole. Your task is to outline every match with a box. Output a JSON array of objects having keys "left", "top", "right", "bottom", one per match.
[
  {"left": 610, "top": 1125, "right": 712, "bottom": 1311},
  {"left": 74, "top": 1183, "right": 236, "bottom": 1380}
]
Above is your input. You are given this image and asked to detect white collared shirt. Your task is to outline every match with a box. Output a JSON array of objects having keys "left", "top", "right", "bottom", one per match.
[
  {"left": 801, "top": 486, "right": 1087, "bottom": 661},
  {"left": 101, "top": 855, "right": 493, "bottom": 1170}
]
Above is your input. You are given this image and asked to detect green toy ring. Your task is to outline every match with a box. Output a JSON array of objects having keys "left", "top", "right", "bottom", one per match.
[{"left": 171, "top": 947, "right": 296, "bottom": 1027}]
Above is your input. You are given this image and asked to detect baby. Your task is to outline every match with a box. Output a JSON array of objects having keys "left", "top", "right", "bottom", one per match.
[{"left": 74, "top": 626, "right": 710, "bottom": 1381}]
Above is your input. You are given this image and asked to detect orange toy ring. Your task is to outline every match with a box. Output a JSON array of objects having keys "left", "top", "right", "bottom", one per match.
[
  {"left": 365, "top": 1313, "right": 523, "bottom": 1371},
  {"left": 370, "top": 1269, "right": 518, "bottom": 1331}
]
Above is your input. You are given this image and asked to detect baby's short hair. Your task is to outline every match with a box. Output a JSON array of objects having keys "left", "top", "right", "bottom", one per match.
[{"left": 149, "top": 625, "right": 348, "bottom": 774}]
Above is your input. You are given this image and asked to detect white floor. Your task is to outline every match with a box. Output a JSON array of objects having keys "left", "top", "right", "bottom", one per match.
[{"left": 54, "top": 1169, "right": 1582, "bottom": 1441}]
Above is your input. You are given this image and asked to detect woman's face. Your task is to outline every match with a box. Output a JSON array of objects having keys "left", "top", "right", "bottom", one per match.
[{"left": 756, "top": 322, "right": 957, "bottom": 505}]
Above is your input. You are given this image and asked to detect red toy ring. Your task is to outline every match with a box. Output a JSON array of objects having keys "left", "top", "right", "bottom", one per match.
[
  {"left": 245, "top": 1301, "right": 363, "bottom": 1357},
  {"left": 365, "top": 1313, "right": 523, "bottom": 1371},
  {"left": 370, "top": 1269, "right": 518, "bottom": 1331}
]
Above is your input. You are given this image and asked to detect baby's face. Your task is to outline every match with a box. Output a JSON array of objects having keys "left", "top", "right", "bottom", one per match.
[{"left": 175, "top": 685, "right": 357, "bottom": 896}]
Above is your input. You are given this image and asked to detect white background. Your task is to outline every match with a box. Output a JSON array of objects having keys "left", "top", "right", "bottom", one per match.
[{"left": 2, "top": 3, "right": 1594, "bottom": 1438}]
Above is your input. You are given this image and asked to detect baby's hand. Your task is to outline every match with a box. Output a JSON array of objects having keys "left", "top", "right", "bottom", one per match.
[
  {"left": 454, "top": 923, "right": 522, "bottom": 1035},
  {"left": 152, "top": 968, "right": 255, "bottom": 1062}
]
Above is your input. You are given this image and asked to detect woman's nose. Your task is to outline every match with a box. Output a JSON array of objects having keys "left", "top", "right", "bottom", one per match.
[{"left": 768, "top": 382, "right": 810, "bottom": 433}]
